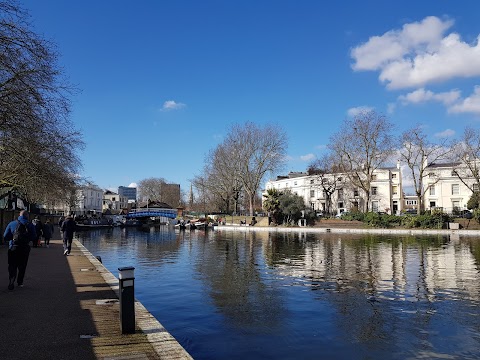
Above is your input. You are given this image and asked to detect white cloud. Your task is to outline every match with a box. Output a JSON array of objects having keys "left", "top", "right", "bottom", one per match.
[
  {"left": 300, "top": 153, "right": 315, "bottom": 162},
  {"left": 347, "top": 106, "right": 374, "bottom": 117},
  {"left": 128, "top": 182, "right": 137, "bottom": 188},
  {"left": 434, "top": 129, "right": 456, "bottom": 138},
  {"left": 387, "top": 102, "right": 396, "bottom": 114},
  {"left": 351, "top": 16, "right": 480, "bottom": 89},
  {"left": 398, "top": 88, "right": 461, "bottom": 106},
  {"left": 448, "top": 85, "right": 480, "bottom": 114},
  {"left": 161, "top": 100, "right": 186, "bottom": 111}
]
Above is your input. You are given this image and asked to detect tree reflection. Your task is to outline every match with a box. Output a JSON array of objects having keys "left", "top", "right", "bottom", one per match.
[{"left": 195, "top": 231, "right": 286, "bottom": 332}]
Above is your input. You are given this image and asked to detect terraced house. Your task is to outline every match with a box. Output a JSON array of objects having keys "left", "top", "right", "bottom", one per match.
[
  {"left": 264, "top": 165, "right": 404, "bottom": 216},
  {"left": 424, "top": 161, "right": 480, "bottom": 214},
  {"left": 264, "top": 159, "right": 480, "bottom": 216}
]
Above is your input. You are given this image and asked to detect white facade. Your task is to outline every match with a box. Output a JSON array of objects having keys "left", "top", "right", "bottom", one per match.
[
  {"left": 424, "top": 162, "right": 479, "bottom": 213},
  {"left": 103, "top": 190, "right": 128, "bottom": 212},
  {"left": 75, "top": 184, "right": 103, "bottom": 215},
  {"left": 264, "top": 166, "right": 404, "bottom": 215}
]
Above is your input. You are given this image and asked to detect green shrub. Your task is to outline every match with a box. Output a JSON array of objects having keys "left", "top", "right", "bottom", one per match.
[
  {"left": 341, "top": 211, "right": 365, "bottom": 221},
  {"left": 339, "top": 210, "right": 451, "bottom": 229},
  {"left": 401, "top": 212, "right": 451, "bottom": 229},
  {"left": 473, "top": 208, "right": 480, "bottom": 224}
]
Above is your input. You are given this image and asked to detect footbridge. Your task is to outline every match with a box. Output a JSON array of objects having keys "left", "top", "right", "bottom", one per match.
[{"left": 126, "top": 208, "right": 177, "bottom": 219}]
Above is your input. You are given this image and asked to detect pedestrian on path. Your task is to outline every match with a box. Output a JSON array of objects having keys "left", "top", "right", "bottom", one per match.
[
  {"left": 3, "top": 210, "right": 36, "bottom": 290},
  {"left": 32, "top": 216, "right": 43, "bottom": 247},
  {"left": 43, "top": 219, "right": 54, "bottom": 247},
  {"left": 61, "top": 214, "right": 76, "bottom": 255}
]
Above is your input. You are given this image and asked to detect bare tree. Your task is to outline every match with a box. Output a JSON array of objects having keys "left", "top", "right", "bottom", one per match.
[
  {"left": 328, "top": 110, "right": 395, "bottom": 212},
  {"left": 197, "top": 144, "right": 240, "bottom": 213},
  {"left": 308, "top": 153, "right": 345, "bottom": 215},
  {"left": 138, "top": 178, "right": 164, "bottom": 202},
  {"left": 0, "top": 0, "right": 83, "bottom": 202},
  {"left": 398, "top": 126, "right": 454, "bottom": 214},
  {"left": 137, "top": 177, "right": 180, "bottom": 207},
  {"left": 191, "top": 175, "right": 215, "bottom": 215},
  {"left": 452, "top": 126, "right": 480, "bottom": 192},
  {"left": 226, "top": 122, "right": 288, "bottom": 215}
]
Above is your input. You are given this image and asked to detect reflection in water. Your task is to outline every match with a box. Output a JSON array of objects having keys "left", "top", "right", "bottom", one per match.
[{"left": 77, "top": 228, "right": 480, "bottom": 360}]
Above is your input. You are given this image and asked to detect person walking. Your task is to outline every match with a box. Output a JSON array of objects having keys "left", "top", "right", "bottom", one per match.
[
  {"left": 32, "top": 216, "right": 43, "bottom": 247},
  {"left": 3, "top": 210, "right": 36, "bottom": 290},
  {"left": 61, "top": 214, "right": 76, "bottom": 255},
  {"left": 42, "top": 219, "right": 54, "bottom": 248}
]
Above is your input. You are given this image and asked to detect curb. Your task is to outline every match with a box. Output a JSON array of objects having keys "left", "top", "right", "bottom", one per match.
[{"left": 74, "top": 240, "right": 193, "bottom": 360}]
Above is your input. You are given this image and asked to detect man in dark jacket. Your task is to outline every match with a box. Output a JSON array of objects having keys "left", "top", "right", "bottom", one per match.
[
  {"left": 3, "top": 210, "right": 36, "bottom": 290},
  {"left": 42, "top": 219, "right": 54, "bottom": 247},
  {"left": 60, "top": 214, "right": 76, "bottom": 255},
  {"left": 32, "top": 216, "right": 43, "bottom": 247}
]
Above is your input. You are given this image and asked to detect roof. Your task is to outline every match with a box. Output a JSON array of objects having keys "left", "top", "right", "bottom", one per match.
[
  {"left": 139, "top": 200, "right": 173, "bottom": 209},
  {"left": 426, "top": 162, "right": 461, "bottom": 168}
]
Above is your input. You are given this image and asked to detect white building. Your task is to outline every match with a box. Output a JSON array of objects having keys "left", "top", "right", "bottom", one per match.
[
  {"left": 264, "top": 165, "right": 404, "bottom": 215},
  {"left": 424, "top": 162, "right": 479, "bottom": 214},
  {"left": 74, "top": 184, "right": 103, "bottom": 216},
  {"left": 103, "top": 190, "right": 128, "bottom": 213}
]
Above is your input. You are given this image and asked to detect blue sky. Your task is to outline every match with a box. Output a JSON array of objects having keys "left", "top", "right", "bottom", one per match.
[{"left": 21, "top": 1, "right": 480, "bottom": 194}]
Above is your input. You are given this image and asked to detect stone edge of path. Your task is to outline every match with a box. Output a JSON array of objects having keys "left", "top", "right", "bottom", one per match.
[{"left": 74, "top": 239, "right": 193, "bottom": 360}]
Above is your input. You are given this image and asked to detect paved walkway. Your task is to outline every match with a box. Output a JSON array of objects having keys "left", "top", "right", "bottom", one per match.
[{"left": 0, "top": 230, "right": 192, "bottom": 360}]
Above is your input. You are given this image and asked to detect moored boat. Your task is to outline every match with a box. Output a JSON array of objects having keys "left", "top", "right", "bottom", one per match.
[{"left": 75, "top": 217, "right": 114, "bottom": 230}]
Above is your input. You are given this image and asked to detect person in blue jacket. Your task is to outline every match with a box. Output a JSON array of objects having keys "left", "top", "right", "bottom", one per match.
[{"left": 3, "top": 210, "right": 36, "bottom": 290}]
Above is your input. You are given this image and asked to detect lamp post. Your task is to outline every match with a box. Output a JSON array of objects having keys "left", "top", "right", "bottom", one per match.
[{"left": 232, "top": 187, "right": 240, "bottom": 225}]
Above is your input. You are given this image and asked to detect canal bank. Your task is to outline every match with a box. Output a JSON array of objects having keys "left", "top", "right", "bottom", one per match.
[
  {"left": 216, "top": 224, "right": 480, "bottom": 236},
  {"left": 0, "top": 235, "right": 192, "bottom": 360}
]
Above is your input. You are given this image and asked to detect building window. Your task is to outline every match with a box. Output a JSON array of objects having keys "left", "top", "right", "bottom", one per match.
[
  {"left": 338, "top": 202, "right": 344, "bottom": 209},
  {"left": 430, "top": 201, "right": 436, "bottom": 208},
  {"left": 452, "top": 200, "right": 460, "bottom": 212},
  {"left": 294, "top": 181, "right": 297, "bottom": 186},
  {"left": 451, "top": 170, "right": 457, "bottom": 177},
  {"left": 406, "top": 200, "right": 418, "bottom": 205},
  {"left": 392, "top": 173, "right": 397, "bottom": 179},
  {"left": 452, "top": 184, "right": 459, "bottom": 195},
  {"left": 371, "top": 187, "right": 378, "bottom": 196},
  {"left": 372, "top": 201, "right": 379, "bottom": 212},
  {"left": 310, "top": 190, "right": 315, "bottom": 198},
  {"left": 353, "top": 189, "right": 359, "bottom": 197},
  {"left": 392, "top": 186, "right": 398, "bottom": 195},
  {"left": 473, "top": 183, "right": 479, "bottom": 192},
  {"left": 371, "top": 174, "right": 377, "bottom": 180},
  {"left": 337, "top": 177, "right": 342, "bottom": 182},
  {"left": 338, "top": 189, "right": 343, "bottom": 199},
  {"left": 429, "top": 186, "right": 435, "bottom": 196},
  {"left": 310, "top": 179, "right": 314, "bottom": 184}
]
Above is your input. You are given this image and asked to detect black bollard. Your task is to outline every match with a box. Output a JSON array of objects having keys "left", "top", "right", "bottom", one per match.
[{"left": 118, "top": 266, "right": 135, "bottom": 334}]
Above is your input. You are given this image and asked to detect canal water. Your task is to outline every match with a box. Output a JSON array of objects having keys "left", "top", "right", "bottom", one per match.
[{"left": 76, "top": 227, "right": 480, "bottom": 360}]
